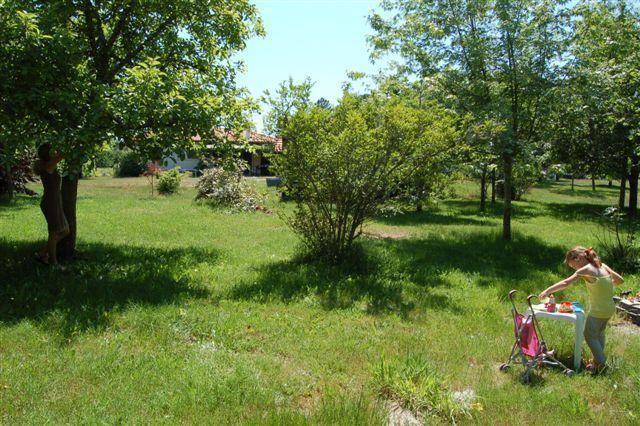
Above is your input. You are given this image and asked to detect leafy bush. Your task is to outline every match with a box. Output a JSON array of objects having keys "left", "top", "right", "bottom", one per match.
[
  {"left": 273, "top": 94, "right": 447, "bottom": 261},
  {"left": 94, "top": 143, "right": 123, "bottom": 168},
  {"left": 157, "top": 168, "right": 184, "bottom": 195},
  {"left": 114, "top": 151, "right": 145, "bottom": 177},
  {"left": 597, "top": 207, "right": 640, "bottom": 272},
  {"left": 0, "top": 149, "right": 36, "bottom": 197},
  {"left": 81, "top": 160, "right": 97, "bottom": 179},
  {"left": 373, "top": 355, "right": 475, "bottom": 422},
  {"left": 195, "top": 163, "right": 263, "bottom": 211}
]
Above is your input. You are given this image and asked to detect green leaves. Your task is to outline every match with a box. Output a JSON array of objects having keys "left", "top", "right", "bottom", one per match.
[
  {"left": 261, "top": 77, "right": 314, "bottom": 136},
  {"left": 1, "top": 0, "right": 261, "bottom": 174},
  {"left": 273, "top": 92, "right": 459, "bottom": 260}
]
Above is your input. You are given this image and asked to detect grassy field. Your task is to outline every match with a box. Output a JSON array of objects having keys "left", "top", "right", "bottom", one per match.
[{"left": 1, "top": 176, "right": 639, "bottom": 424}]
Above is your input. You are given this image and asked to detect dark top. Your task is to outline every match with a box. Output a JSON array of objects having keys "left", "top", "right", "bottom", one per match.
[{"left": 40, "top": 169, "right": 68, "bottom": 234}]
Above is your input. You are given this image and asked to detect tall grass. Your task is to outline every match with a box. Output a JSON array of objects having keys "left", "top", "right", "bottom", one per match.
[{"left": 373, "top": 355, "right": 474, "bottom": 422}]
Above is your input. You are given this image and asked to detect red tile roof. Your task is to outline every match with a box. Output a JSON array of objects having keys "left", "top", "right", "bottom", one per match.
[{"left": 210, "top": 129, "right": 283, "bottom": 152}]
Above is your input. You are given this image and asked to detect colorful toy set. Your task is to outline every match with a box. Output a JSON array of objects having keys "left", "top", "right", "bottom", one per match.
[{"left": 543, "top": 294, "right": 582, "bottom": 314}]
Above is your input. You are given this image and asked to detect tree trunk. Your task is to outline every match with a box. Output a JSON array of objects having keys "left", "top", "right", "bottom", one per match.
[
  {"left": 480, "top": 165, "right": 487, "bottom": 212},
  {"left": 58, "top": 176, "right": 78, "bottom": 261},
  {"left": 502, "top": 156, "right": 513, "bottom": 241},
  {"left": 6, "top": 167, "right": 15, "bottom": 199},
  {"left": 491, "top": 169, "right": 496, "bottom": 207},
  {"left": 416, "top": 202, "right": 423, "bottom": 213},
  {"left": 555, "top": 174, "right": 560, "bottom": 182},
  {"left": 591, "top": 176, "right": 596, "bottom": 191},
  {"left": 629, "top": 153, "right": 639, "bottom": 218},
  {"left": 608, "top": 180, "right": 613, "bottom": 187},
  {"left": 619, "top": 175, "right": 626, "bottom": 210},
  {"left": 571, "top": 175, "right": 575, "bottom": 191}
]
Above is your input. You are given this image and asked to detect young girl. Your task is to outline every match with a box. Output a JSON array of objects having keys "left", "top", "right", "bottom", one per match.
[
  {"left": 538, "top": 246, "right": 623, "bottom": 373},
  {"left": 34, "top": 144, "right": 69, "bottom": 267}
]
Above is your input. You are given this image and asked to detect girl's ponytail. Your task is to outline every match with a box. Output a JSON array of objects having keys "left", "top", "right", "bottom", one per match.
[{"left": 584, "top": 247, "right": 602, "bottom": 268}]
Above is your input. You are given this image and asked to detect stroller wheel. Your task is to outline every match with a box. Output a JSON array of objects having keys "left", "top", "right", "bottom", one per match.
[
  {"left": 563, "top": 369, "right": 575, "bottom": 377},
  {"left": 499, "top": 363, "right": 510, "bottom": 372}
]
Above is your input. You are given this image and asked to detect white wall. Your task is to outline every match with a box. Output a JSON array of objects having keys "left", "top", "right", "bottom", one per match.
[{"left": 163, "top": 155, "right": 200, "bottom": 171}]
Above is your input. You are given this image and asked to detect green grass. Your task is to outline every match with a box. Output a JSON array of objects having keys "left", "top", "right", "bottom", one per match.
[{"left": 1, "top": 177, "right": 639, "bottom": 424}]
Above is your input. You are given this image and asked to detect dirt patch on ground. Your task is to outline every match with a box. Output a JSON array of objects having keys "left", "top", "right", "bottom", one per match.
[
  {"left": 612, "top": 321, "right": 640, "bottom": 336},
  {"left": 386, "top": 402, "right": 423, "bottom": 426},
  {"left": 363, "top": 229, "right": 410, "bottom": 240}
]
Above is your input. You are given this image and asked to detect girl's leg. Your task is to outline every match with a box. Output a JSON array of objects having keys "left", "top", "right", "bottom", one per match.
[
  {"left": 584, "top": 316, "right": 607, "bottom": 365},
  {"left": 46, "top": 232, "right": 59, "bottom": 265},
  {"left": 47, "top": 228, "right": 69, "bottom": 265}
]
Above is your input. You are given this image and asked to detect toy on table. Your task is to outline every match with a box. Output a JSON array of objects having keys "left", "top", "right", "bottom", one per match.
[
  {"left": 558, "top": 301, "right": 574, "bottom": 313},
  {"left": 545, "top": 294, "right": 557, "bottom": 312},
  {"left": 571, "top": 301, "right": 584, "bottom": 313}
]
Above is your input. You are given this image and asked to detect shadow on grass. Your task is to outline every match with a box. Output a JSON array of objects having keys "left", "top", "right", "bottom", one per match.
[
  {"left": 438, "top": 199, "right": 543, "bottom": 220},
  {"left": 375, "top": 209, "right": 496, "bottom": 227},
  {"left": 230, "top": 231, "right": 565, "bottom": 315},
  {"left": 229, "top": 249, "right": 421, "bottom": 318},
  {"left": 549, "top": 188, "right": 610, "bottom": 199},
  {"left": 378, "top": 231, "right": 566, "bottom": 295},
  {"left": 540, "top": 202, "right": 609, "bottom": 222},
  {"left": 0, "top": 239, "right": 214, "bottom": 341},
  {"left": 0, "top": 194, "right": 40, "bottom": 213}
]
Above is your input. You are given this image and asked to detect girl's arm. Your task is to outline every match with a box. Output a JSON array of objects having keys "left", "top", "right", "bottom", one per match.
[
  {"left": 539, "top": 272, "right": 582, "bottom": 299},
  {"left": 45, "top": 152, "right": 63, "bottom": 173},
  {"left": 603, "top": 263, "right": 624, "bottom": 286}
]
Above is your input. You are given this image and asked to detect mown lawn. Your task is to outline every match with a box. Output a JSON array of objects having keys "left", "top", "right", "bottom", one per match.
[{"left": 1, "top": 176, "right": 639, "bottom": 424}]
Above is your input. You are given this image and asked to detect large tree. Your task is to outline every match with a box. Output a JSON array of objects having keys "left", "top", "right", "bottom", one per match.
[
  {"left": 370, "top": 0, "right": 568, "bottom": 240},
  {"left": 261, "top": 76, "right": 314, "bottom": 137},
  {"left": 570, "top": 0, "right": 640, "bottom": 215},
  {"left": 1, "top": 1, "right": 262, "bottom": 258},
  {"left": 0, "top": 5, "right": 49, "bottom": 198}
]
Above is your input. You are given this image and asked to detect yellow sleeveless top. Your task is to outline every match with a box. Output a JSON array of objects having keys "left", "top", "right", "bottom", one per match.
[{"left": 584, "top": 275, "right": 615, "bottom": 319}]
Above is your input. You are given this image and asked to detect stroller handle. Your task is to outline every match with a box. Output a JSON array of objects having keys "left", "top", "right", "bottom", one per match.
[
  {"left": 508, "top": 289, "right": 518, "bottom": 300},
  {"left": 526, "top": 294, "right": 540, "bottom": 310}
]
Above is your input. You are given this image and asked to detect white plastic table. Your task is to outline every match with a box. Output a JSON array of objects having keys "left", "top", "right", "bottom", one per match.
[{"left": 525, "top": 304, "right": 586, "bottom": 371}]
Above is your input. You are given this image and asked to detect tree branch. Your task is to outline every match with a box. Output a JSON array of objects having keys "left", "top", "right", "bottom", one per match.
[
  {"left": 108, "top": 14, "right": 176, "bottom": 80},
  {"left": 106, "top": 0, "right": 136, "bottom": 51}
]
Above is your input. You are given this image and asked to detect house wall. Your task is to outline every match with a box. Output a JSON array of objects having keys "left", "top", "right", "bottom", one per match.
[{"left": 163, "top": 155, "right": 200, "bottom": 171}]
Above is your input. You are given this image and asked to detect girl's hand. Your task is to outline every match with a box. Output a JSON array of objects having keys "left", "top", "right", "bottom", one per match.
[{"left": 538, "top": 290, "right": 548, "bottom": 300}]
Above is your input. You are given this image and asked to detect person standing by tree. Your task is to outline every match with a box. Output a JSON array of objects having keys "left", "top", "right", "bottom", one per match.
[{"left": 34, "top": 144, "right": 68, "bottom": 268}]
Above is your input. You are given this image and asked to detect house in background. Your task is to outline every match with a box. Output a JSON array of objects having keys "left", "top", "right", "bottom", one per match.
[{"left": 164, "top": 130, "right": 283, "bottom": 176}]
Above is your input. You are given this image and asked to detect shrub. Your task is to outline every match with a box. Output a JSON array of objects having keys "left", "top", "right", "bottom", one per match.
[
  {"left": 195, "top": 162, "right": 263, "bottom": 211},
  {"left": 597, "top": 207, "right": 640, "bottom": 272},
  {"left": 114, "top": 151, "right": 145, "bottom": 177},
  {"left": 157, "top": 167, "right": 184, "bottom": 195},
  {"left": 144, "top": 162, "right": 162, "bottom": 195},
  {"left": 0, "top": 149, "right": 37, "bottom": 197},
  {"left": 272, "top": 94, "right": 444, "bottom": 261},
  {"left": 81, "top": 160, "right": 97, "bottom": 179},
  {"left": 94, "top": 143, "right": 123, "bottom": 168}
]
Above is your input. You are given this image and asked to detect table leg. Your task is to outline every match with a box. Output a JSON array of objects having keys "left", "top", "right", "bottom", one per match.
[{"left": 574, "top": 315, "right": 586, "bottom": 371}]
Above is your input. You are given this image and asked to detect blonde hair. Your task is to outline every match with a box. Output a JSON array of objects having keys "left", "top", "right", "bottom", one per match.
[{"left": 565, "top": 246, "right": 601, "bottom": 268}]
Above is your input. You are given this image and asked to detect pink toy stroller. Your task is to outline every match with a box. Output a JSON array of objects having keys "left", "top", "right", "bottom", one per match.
[{"left": 499, "top": 290, "right": 574, "bottom": 382}]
